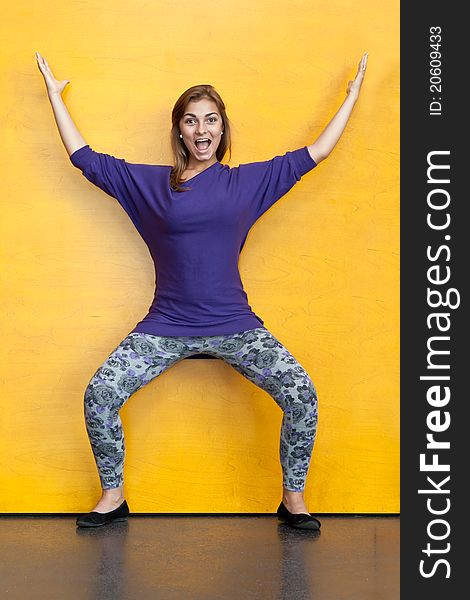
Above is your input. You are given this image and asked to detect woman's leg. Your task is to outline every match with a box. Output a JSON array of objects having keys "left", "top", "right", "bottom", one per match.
[
  {"left": 82, "top": 331, "right": 202, "bottom": 508},
  {"left": 202, "top": 327, "right": 319, "bottom": 507}
]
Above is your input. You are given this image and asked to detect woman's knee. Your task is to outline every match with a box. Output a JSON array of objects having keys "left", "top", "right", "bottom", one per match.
[
  {"left": 282, "top": 371, "right": 318, "bottom": 426},
  {"left": 286, "top": 367, "right": 318, "bottom": 406},
  {"left": 83, "top": 370, "right": 125, "bottom": 427},
  {"left": 84, "top": 377, "right": 118, "bottom": 407},
  {"left": 83, "top": 344, "right": 146, "bottom": 414},
  {"left": 303, "top": 375, "right": 318, "bottom": 406}
]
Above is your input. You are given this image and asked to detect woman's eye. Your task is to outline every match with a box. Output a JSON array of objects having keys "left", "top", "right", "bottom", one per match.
[{"left": 185, "top": 118, "right": 217, "bottom": 124}]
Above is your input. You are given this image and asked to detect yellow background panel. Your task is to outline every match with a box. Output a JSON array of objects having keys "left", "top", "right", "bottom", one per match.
[{"left": 0, "top": 0, "right": 399, "bottom": 513}]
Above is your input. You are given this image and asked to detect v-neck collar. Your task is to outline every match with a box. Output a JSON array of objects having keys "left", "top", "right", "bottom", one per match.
[{"left": 180, "top": 160, "right": 221, "bottom": 185}]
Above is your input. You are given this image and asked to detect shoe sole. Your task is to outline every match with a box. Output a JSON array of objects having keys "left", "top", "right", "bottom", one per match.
[
  {"left": 277, "top": 516, "right": 321, "bottom": 531},
  {"left": 76, "top": 516, "right": 128, "bottom": 528}
]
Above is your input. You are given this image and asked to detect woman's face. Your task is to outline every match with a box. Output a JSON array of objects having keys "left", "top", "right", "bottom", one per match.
[{"left": 179, "top": 97, "right": 224, "bottom": 168}]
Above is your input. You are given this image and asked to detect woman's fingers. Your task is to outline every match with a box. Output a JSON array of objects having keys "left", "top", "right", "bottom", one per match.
[
  {"left": 346, "top": 53, "right": 368, "bottom": 96},
  {"left": 360, "top": 52, "right": 368, "bottom": 72},
  {"left": 35, "top": 51, "right": 67, "bottom": 95},
  {"left": 36, "top": 52, "right": 51, "bottom": 74},
  {"left": 354, "top": 53, "right": 368, "bottom": 82},
  {"left": 36, "top": 53, "right": 56, "bottom": 81},
  {"left": 36, "top": 53, "right": 47, "bottom": 74},
  {"left": 42, "top": 56, "right": 51, "bottom": 73}
]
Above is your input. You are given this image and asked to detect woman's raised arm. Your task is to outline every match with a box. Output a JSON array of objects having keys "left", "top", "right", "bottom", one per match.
[
  {"left": 36, "top": 51, "right": 87, "bottom": 156},
  {"left": 307, "top": 52, "right": 368, "bottom": 164}
]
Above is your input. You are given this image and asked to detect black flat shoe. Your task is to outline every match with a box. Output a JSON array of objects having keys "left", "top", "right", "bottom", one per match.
[
  {"left": 76, "top": 499, "right": 130, "bottom": 528},
  {"left": 277, "top": 501, "right": 321, "bottom": 530}
]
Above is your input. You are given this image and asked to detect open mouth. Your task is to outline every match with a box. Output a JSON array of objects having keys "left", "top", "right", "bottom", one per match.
[{"left": 194, "top": 138, "right": 212, "bottom": 151}]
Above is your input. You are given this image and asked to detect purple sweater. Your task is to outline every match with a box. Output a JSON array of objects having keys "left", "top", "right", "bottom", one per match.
[{"left": 69, "top": 144, "right": 317, "bottom": 336}]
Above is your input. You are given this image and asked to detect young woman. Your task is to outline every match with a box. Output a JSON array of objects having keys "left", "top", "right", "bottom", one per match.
[{"left": 36, "top": 51, "right": 367, "bottom": 530}]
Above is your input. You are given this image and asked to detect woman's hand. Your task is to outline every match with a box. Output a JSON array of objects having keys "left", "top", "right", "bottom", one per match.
[
  {"left": 35, "top": 51, "right": 87, "bottom": 155},
  {"left": 307, "top": 52, "right": 369, "bottom": 163},
  {"left": 35, "top": 51, "right": 70, "bottom": 97},
  {"left": 346, "top": 52, "right": 368, "bottom": 100}
]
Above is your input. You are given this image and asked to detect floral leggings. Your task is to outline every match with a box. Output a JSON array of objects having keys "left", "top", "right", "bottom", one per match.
[{"left": 83, "top": 327, "right": 319, "bottom": 492}]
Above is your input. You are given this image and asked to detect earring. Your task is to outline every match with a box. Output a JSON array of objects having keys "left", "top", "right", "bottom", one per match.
[{"left": 179, "top": 134, "right": 182, "bottom": 138}]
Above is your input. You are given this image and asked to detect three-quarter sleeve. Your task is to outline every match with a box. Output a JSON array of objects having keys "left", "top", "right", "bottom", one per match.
[
  {"left": 236, "top": 146, "right": 317, "bottom": 224},
  {"left": 69, "top": 145, "right": 145, "bottom": 237}
]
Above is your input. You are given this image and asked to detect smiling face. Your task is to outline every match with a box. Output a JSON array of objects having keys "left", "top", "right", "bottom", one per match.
[{"left": 179, "top": 97, "right": 224, "bottom": 170}]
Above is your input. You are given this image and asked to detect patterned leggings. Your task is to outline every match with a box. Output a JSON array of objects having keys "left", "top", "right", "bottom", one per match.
[{"left": 83, "top": 327, "right": 319, "bottom": 492}]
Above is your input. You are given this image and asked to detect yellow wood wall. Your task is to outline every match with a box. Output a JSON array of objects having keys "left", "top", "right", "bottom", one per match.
[{"left": 0, "top": 0, "right": 399, "bottom": 513}]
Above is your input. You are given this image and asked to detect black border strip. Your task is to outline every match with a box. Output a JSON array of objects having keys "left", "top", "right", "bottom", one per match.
[{"left": 401, "top": 2, "right": 464, "bottom": 595}]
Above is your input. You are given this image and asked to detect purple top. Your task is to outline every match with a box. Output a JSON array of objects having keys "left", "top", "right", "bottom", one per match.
[{"left": 69, "top": 144, "right": 317, "bottom": 336}]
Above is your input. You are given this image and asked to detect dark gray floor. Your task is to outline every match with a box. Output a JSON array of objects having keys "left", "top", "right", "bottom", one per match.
[{"left": 0, "top": 515, "right": 399, "bottom": 600}]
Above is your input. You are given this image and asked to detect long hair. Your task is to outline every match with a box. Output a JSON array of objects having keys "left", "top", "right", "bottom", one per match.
[{"left": 169, "top": 84, "right": 232, "bottom": 193}]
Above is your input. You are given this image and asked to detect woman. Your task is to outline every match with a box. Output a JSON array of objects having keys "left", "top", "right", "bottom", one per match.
[{"left": 36, "top": 50, "right": 368, "bottom": 530}]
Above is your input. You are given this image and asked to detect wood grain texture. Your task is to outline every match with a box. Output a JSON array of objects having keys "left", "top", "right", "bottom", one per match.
[{"left": 0, "top": 0, "right": 399, "bottom": 512}]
